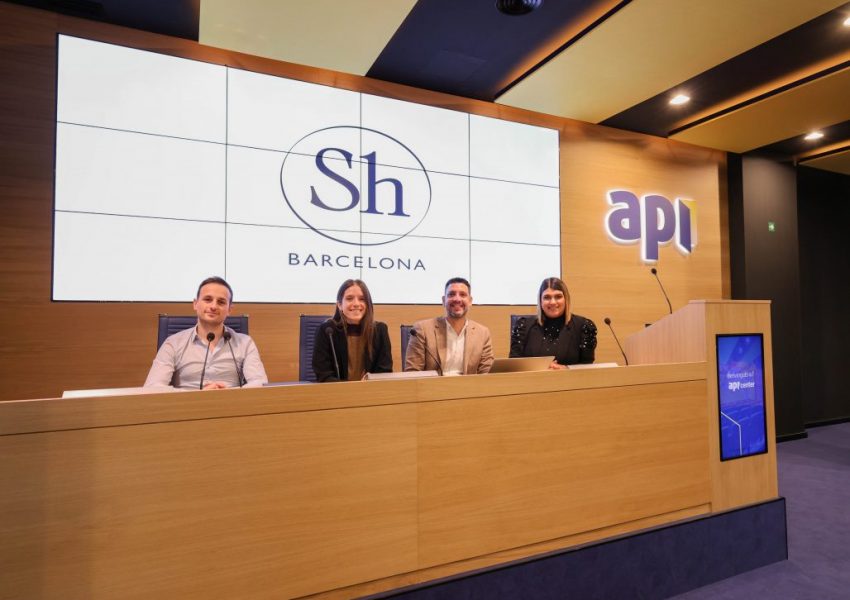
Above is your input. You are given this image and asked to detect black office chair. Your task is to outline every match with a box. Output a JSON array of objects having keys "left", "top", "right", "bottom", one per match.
[
  {"left": 400, "top": 324, "right": 414, "bottom": 367},
  {"left": 157, "top": 314, "right": 249, "bottom": 349},
  {"left": 299, "top": 315, "right": 332, "bottom": 382},
  {"left": 510, "top": 314, "right": 535, "bottom": 336}
]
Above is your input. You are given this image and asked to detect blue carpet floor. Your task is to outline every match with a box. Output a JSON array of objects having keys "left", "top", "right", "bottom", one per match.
[{"left": 671, "top": 421, "right": 850, "bottom": 600}]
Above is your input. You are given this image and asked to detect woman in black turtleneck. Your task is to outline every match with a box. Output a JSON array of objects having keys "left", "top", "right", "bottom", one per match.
[{"left": 509, "top": 277, "right": 596, "bottom": 369}]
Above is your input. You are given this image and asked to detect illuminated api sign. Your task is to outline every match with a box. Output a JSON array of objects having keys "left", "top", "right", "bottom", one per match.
[{"left": 604, "top": 190, "right": 696, "bottom": 262}]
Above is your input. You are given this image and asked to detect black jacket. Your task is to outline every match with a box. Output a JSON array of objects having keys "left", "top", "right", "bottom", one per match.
[
  {"left": 312, "top": 319, "right": 393, "bottom": 382},
  {"left": 509, "top": 314, "right": 597, "bottom": 366}
]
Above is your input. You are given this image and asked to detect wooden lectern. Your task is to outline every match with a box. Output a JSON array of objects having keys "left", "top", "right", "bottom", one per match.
[{"left": 625, "top": 299, "right": 778, "bottom": 511}]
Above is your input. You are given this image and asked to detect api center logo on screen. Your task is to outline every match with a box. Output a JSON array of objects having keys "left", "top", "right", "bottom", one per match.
[
  {"left": 280, "top": 126, "right": 431, "bottom": 246},
  {"left": 604, "top": 190, "right": 697, "bottom": 262}
]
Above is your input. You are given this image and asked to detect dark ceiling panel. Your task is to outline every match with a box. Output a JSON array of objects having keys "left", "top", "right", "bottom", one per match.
[
  {"left": 366, "top": 0, "right": 601, "bottom": 101},
  {"left": 600, "top": 4, "right": 850, "bottom": 141},
  {"left": 6, "top": 0, "right": 200, "bottom": 40}
]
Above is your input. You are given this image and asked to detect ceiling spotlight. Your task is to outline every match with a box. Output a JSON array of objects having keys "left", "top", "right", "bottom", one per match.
[
  {"left": 496, "top": 0, "right": 543, "bottom": 16},
  {"left": 669, "top": 94, "right": 690, "bottom": 106},
  {"left": 804, "top": 131, "right": 824, "bottom": 141}
]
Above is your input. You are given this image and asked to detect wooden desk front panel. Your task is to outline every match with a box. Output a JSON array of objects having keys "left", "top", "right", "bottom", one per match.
[
  {"left": 0, "top": 405, "right": 418, "bottom": 600},
  {"left": 418, "top": 379, "right": 709, "bottom": 566},
  {"left": 0, "top": 366, "right": 711, "bottom": 599}
]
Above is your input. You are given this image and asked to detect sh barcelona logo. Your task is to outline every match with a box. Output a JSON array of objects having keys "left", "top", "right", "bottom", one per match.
[
  {"left": 280, "top": 126, "right": 431, "bottom": 246},
  {"left": 604, "top": 190, "right": 697, "bottom": 262}
]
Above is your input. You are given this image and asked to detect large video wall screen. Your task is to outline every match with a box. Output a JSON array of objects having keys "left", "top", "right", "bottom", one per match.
[{"left": 53, "top": 35, "right": 561, "bottom": 303}]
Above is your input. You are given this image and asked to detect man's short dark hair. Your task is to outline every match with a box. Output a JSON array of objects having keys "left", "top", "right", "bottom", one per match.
[
  {"left": 444, "top": 277, "right": 471, "bottom": 294},
  {"left": 196, "top": 276, "right": 233, "bottom": 304}
]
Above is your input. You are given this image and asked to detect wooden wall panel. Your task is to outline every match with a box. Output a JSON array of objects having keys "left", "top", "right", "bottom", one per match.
[
  {"left": 560, "top": 121, "right": 727, "bottom": 366},
  {"left": 0, "top": 2, "right": 726, "bottom": 400}
]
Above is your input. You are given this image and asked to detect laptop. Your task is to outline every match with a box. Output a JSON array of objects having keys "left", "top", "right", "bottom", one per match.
[{"left": 488, "top": 356, "right": 555, "bottom": 374}]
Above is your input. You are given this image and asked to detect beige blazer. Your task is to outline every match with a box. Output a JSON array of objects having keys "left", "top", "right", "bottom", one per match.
[{"left": 404, "top": 316, "right": 494, "bottom": 375}]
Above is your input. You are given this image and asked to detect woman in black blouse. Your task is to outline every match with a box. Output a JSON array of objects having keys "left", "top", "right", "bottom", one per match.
[
  {"left": 510, "top": 277, "right": 596, "bottom": 369},
  {"left": 312, "top": 279, "right": 393, "bottom": 382}
]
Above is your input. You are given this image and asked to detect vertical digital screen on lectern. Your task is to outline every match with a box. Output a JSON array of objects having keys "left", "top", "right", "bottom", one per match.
[{"left": 715, "top": 334, "right": 768, "bottom": 461}]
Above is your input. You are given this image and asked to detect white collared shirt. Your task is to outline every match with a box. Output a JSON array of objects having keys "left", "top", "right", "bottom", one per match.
[
  {"left": 444, "top": 319, "right": 467, "bottom": 376},
  {"left": 144, "top": 326, "right": 268, "bottom": 389}
]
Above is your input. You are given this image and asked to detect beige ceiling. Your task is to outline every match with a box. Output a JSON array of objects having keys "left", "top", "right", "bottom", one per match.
[
  {"left": 496, "top": 0, "right": 847, "bottom": 124},
  {"left": 800, "top": 147, "right": 850, "bottom": 176},
  {"left": 199, "top": 0, "right": 417, "bottom": 75},
  {"left": 194, "top": 0, "right": 850, "bottom": 176},
  {"left": 671, "top": 65, "right": 850, "bottom": 153}
]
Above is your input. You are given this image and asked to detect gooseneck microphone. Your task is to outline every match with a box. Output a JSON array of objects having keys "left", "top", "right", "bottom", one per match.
[
  {"left": 604, "top": 317, "right": 629, "bottom": 366},
  {"left": 409, "top": 329, "right": 443, "bottom": 376},
  {"left": 650, "top": 267, "right": 673, "bottom": 314},
  {"left": 199, "top": 331, "right": 215, "bottom": 389},
  {"left": 222, "top": 331, "right": 245, "bottom": 387},
  {"left": 324, "top": 325, "right": 341, "bottom": 380}
]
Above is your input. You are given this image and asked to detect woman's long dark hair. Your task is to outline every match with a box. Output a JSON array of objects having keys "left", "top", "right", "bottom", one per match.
[
  {"left": 332, "top": 279, "right": 376, "bottom": 359},
  {"left": 536, "top": 277, "right": 571, "bottom": 325}
]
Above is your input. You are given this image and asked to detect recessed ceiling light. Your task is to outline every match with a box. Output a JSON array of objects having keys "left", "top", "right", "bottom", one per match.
[
  {"left": 669, "top": 94, "right": 690, "bottom": 106},
  {"left": 804, "top": 131, "right": 824, "bottom": 141}
]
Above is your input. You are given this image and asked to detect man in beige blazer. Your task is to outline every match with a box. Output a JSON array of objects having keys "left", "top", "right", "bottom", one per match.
[{"left": 404, "top": 277, "right": 494, "bottom": 375}]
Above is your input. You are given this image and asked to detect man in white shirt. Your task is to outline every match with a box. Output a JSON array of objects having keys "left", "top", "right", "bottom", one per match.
[
  {"left": 404, "top": 277, "right": 494, "bottom": 375},
  {"left": 144, "top": 276, "right": 268, "bottom": 389}
]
